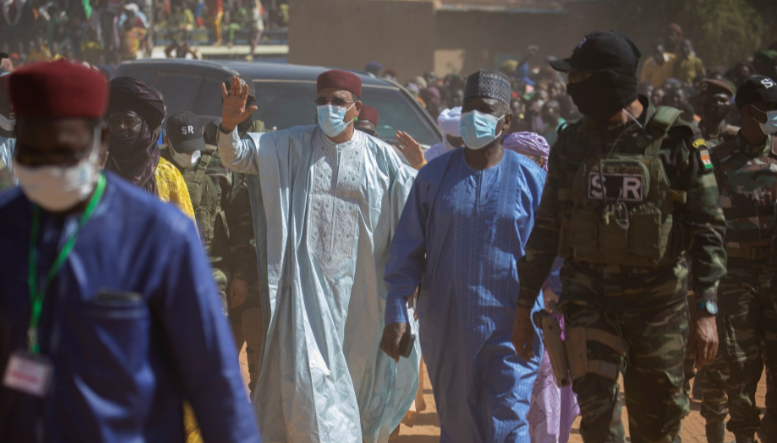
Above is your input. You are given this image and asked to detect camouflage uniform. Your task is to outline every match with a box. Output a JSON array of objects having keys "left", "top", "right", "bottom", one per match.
[
  {"left": 700, "top": 121, "right": 739, "bottom": 149},
  {"left": 682, "top": 123, "right": 740, "bottom": 404},
  {"left": 160, "top": 144, "right": 232, "bottom": 312},
  {"left": 205, "top": 119, "right": 265, "bottom": 396},
  {"left": 699, "top": 133, "right": 777, "bottom": 443},
  {"left": 681, "top": 122, "right": 740, "bottom": 440},
  {"left": 517, "top": 99, "right": 727, "bottom": 443}
]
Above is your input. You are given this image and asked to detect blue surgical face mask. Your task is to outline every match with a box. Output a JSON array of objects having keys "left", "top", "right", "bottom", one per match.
[
  {"left": 753, "top": 106, "right": 777, "bottom": 135},
  {"left": 317, "top": 103, "right": 355, "bottom": 138},
  {"left": 460, "top": 110, "right": 504, "bottom": 150}
]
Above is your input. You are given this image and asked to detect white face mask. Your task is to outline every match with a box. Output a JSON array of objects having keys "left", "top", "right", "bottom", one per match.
[
  {"left": 170, "top": 143, "right": 202, "bottom": 168},
  {"left": 13, "top": 128, "right": 101, "bottom": 212}
]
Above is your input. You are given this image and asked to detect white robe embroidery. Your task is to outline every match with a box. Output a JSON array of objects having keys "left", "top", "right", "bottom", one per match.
[{"left": 218, "top": 126, "right": 419, "bottom": 443}]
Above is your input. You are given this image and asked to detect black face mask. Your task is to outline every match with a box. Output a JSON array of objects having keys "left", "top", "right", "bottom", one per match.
[
  {"left": 566, "top": 70, "right": 639, "bottom": 121},
  {"left": 701, "top": 102, "right": 729, "bottom": 124}
]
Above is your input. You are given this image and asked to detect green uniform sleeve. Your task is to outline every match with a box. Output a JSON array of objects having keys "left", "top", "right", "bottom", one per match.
[
  {"left": 677, "top": 137, "right": 727, "bottom": 303},
  {"left": 517, "top": 135, "right": 566, "bottom": 308}
]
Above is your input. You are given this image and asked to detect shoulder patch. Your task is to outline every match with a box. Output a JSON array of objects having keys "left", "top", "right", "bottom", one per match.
[
  {"left": 698, "top": 148, "right": 713, "bottom": 172},
  {"left": 692, "top": 138, "right": 707, "bottom": 149}
]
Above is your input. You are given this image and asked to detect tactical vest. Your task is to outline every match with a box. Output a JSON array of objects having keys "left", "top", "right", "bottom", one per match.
[
  {"left": 710, "top": 135, "right": 777, "bottom": 261},
  {"left": 558, "top": 107, "right": 687, "bottom": 267},
  {"left": 181, "top": 145, "right": 220, "bottom": 250}
]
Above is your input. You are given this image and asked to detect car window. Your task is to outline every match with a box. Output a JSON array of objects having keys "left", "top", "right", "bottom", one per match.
[
  {"left": 194, "top": 77, "right": 227, "bottom": 118},
  {"left": 252, "top": 81, "right": 440, "bottom": 146},
  {"left": 120, "top": 70, "right": 158, "bottom": 87},
  {"left": 154, "top": 74, "right": 202, "bottom": 118}
]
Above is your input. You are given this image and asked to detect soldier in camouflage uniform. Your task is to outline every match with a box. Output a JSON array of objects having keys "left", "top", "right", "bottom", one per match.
[
  {"left": 698, "top": 79, "right": 739, "bottom": 149},
  {"left": 204, "top": 78, "right": 265, "bottom": 395},
  {"left": 701, "top": 76, "right": 777, "bottom": 443},
  {"left": 162, "top": 111, "right": 232, "bottom": 312},
  {"left": 684, "top": 79, "right": 740, "bottom": 403},
  {"left": 512, "top": 31, "right": 727, "bottom": 443}
]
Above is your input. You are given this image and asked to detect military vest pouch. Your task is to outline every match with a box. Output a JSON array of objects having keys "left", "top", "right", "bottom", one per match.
[{"left": 562, "top": 107, "right": 682, "bottom": 267}]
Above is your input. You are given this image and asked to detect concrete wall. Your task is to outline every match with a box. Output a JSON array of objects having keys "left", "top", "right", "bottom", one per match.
[{"left": 288, "top": 0, "right": 437, "bottom": 83}]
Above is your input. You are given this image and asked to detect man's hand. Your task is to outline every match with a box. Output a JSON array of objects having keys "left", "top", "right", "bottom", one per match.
[
  {"left": 221, "top": 76, "right": 258, "bottom": 133},
  {"left": 395, "top": 131, "right": 425, "bottom": 167},
  {"left": 228, "top": 278, "right": 249, "bottom": 309},
  {"left": 380, "top": 322, "right": 410, "bottom": 363},
  {"left": 688, "top": 311, "right": 718, "bottom": 370},
  {"left": 512, "top": 306, "right": 535, "bottom": 361}
]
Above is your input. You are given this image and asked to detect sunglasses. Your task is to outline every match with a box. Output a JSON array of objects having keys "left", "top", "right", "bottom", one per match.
[
  {"left": 314, "top": 97, "right": 355, "bottom": 107},
  {"left": 107, "top": 116, "right": 142, "bottom": 131}
]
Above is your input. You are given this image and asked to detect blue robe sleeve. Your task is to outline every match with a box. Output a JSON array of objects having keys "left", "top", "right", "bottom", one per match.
[
  {"left": 152, "top": 215, "right": 261, "bottom": 443},
  {"left": 384, "top": 174, "right": 428, "bottom": 325}
]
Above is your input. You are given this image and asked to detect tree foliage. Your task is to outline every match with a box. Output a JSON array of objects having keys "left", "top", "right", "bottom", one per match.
[{"left": 612, "top": 0, "right": 776, "bottom": 67}]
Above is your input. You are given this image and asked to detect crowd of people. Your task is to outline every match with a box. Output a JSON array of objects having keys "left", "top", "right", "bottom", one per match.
[
  {"left": 0, "top": 0, "right": 284, "bottom": 75},
  {"left": 2, "top": 18, "right": 777, "bottom": 443},
  {"left": 367, "top": 23, "right": 777, "bottom": 158}
]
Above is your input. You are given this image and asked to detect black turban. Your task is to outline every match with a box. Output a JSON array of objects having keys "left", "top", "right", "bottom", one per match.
[
  {"left": 106, "top": 77, "right": 166, "bottom": 129},
  {"left": 105, "top": 77, "right": 166, "bottom": 195}
]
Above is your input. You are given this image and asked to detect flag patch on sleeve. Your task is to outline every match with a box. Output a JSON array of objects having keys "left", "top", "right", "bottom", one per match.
[{"left": 699, "top": 148, "right": 713, "bottom": 171}]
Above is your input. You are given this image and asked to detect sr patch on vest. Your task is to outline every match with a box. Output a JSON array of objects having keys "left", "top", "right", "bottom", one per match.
[{"left": 588, "top": 172, "right": 644, "bottom": 201}]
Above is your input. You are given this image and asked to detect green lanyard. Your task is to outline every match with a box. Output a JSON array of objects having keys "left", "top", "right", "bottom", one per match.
[{"left": 27, "top": 174, "right": 107, "bottom": 354}]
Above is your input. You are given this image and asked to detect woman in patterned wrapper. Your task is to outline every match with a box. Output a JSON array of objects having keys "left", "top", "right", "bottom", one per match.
[{"left": 504, "top": 132, "right": 580, "bottom": 443}]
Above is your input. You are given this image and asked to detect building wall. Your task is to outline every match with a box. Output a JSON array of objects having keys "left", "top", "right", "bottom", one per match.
[
  {"left": 288, "top": 0, "right": 620, "bottom": 82},
  {"left": 288, "top": 0, "right": 437, "bottom": 83},
  {"left": 434, "top": 5, "right": 617, "bottom": 77}
]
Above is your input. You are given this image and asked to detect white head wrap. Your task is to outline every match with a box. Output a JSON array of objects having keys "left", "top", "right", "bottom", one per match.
[{"left": 437, "top": 107, "right": 462, "bottom": 137}]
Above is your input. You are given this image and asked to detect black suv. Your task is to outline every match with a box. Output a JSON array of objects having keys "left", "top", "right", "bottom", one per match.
[{"left": 113, "top": 59, "right": 442, "bottom": 147}]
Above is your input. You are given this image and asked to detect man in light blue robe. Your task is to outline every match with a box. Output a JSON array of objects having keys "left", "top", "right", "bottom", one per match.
[
  {"left": 381, "top": 70, "right": 546, "bottom": 443},
  {"left": 217, "top": 73, "right": 419, "bottom": 443}
]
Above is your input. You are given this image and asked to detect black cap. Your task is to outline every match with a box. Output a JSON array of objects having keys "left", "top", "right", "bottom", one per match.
[
  {"left": 166, "top": 111, "right": 206, "bottom": 153},
  {"left": 223, "top": 75, "right": 255, "bottom": 99},
  {"left": 735, "top": 76, "right": 777, "bottom": 109},
  {"left": 550, "top": 30, "right": 642, "bottom": 76},
  {"left": 0, "top": 53, "right": 8, "bottom": 60}
]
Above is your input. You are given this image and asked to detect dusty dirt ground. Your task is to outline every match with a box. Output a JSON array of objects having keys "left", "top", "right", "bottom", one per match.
[{"left": 240, "top": 346, "right": 766, "bottom": 442}]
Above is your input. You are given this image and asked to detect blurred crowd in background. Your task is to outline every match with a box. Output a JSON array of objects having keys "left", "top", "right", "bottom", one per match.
[
  {"left": 365, "top": 23, "right": 777, "bottom": 148},
  {"left": 0, "top": 0, "right": 288, "bottom": 75}
]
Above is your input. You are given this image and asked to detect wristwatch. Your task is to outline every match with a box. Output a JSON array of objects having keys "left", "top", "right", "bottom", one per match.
[{"left": 696, "top": 300, "right": 718, "bottom": 315}]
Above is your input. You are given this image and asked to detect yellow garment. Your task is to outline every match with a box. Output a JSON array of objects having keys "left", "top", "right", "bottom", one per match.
[
  {"left": 639, "top": 53, "right": 677, "bottom": 88},
  {"left": 121, "top": 27, "right": 147, "bottom": 59},
  {"left": 674, "top": 56, "right": 706, "bottom": 85},
  {"left": 27, "top": 46, "right": 52, "bottom": 63},
  {"left": 155, "top": 157, "right": 195, "bottom": 220},
  {"left": 183, "top": 403, "right": 204, "bottom": 443},
  {"left": 153, "top": 159, "right": 200, "bottom": 440}
]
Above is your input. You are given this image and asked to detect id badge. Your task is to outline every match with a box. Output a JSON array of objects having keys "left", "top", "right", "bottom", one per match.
[{"left": 3, "top": 351, "right": 52, "bottom": 397}]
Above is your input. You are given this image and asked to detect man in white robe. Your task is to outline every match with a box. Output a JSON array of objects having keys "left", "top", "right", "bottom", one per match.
[
  {"left": 216, "top": 73, "right": 418, "bottom": 443},
  {"left": 423, "top": 106, "right": 463, "bottom": 161}
]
